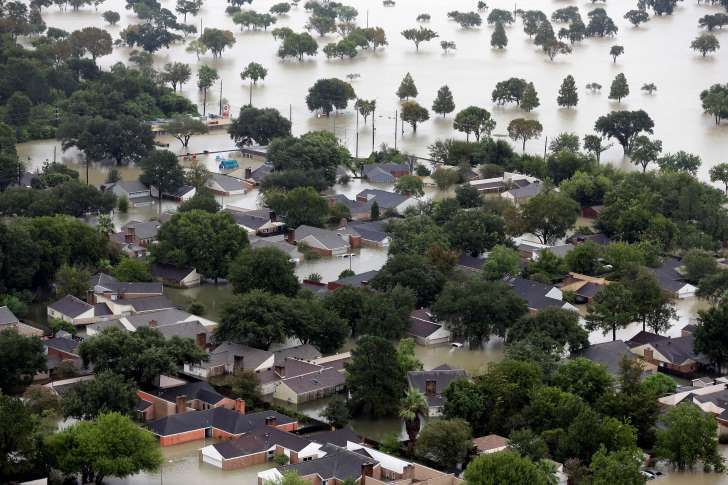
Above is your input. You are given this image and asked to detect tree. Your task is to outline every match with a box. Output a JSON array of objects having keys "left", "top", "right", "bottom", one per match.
[
  {"left": 440, "top": 40, "right": 456, "bottom": 52},
  {"left": 61, "top": 370, "right": 137, "bottom": 420},
  {"left": 400, "top": 101, "right": 429, "bottom": 133},
  {"left": 626, "top": 269, "right": 676, "bottom": 333},
  {"left": 453, "top": 107, "right": 493, "bottom": 142},
  {"left": 586, "top": 283, "right": 636, "bottom": 341},
  {"left": 608, "top": 73, "right": 629, "bottom": 103},
  {"left": 228, "top": 105, "right": 291, "bottom": 148},
  {"left": 388, "top": 215, "right": 450, "bottom": 255},
  {"left": 521, "top": 191, "right": 579, "bottom": 245},
  {"left": 609, "top": 45, "right": 624, "bottom": 63},
  {"left": 46, "top": 412, "right": 163, "bottom": 484},
  {"left": 0, "top": 330, "right": 46, "bottom": 393},
  {"left": 264, "top": 186, "right": 330, "bottom": 227},
  {"left": 240, "top": 62, "right": 268, "bottom": 105},
  {"left": 161, "top": 62, "right": 191, "bottom": 92},
  {"left": 487, "top": 9, "right": 514, "bottom": 24},
  {"left": 508, "top": 308, "right": 589, "bottom": 354},
  {"left": 451, "top": 11, "right": 482, "bottom": 29},
  {"left": 306, "top": 78, "right": 356, "bottom": 116},
  {"left": 557, "top": 75, "right": 578, "bottom": 108},
  {"left": 655, "top": 403, "right": 724, "bottom": 471},
  {"left": 228, "top": 247, "right": 299, "bottom": 296},
  {"left": 491, "top": 21, "right": 507, "bottom": 48},
  {"left": 700, "top": 83, "right": 728, "bottom": 126},
  {"left": 694, "top": 304, "right": 728, "bottom": 371},
  {"left": 322, "top": 396, "right": 350, "bottom": 428},
  {"left": 415, "top": 419, "right": 472, "bottom": 469},
  {"left": 113, "top": 258, "right": 152, "bottom": 282},
  {"left": 508, "top": 429, "right": 548, "bottom": 462},
  {"left": 482, "top": 245, "right": 520, "bottom": 280},
  {"left": 657, "top": 151, "right": 701, "bottom": 176},
  {"left": 520, "top": 83, "right": 540, "bottom": 112},
  {"left": 345, "top": 336, "right": 405, "bottom": 417},
  {"left": 152, "top": 210, "right": 249, "bottom": 282},
  {"left": 624, "top": 9, "right": 649, "bottom": 27},
  {"left": 139, "top": 150, "right": 184, "bottom": 215},
  {"left": 582, "top": 135, "right": 610, "bottom": 162},
  {"left": 175, "top": 0, "right": 201, "bottom": 21},
  {"left": 445, "top": 210, "right": 507, "bottom": 256},
  {"left": 691, "top": 33, "right": 720, "bottom": 57},
  {"left": 432, "top": 85, "right": 455, "bottom": 117},
  {"left": 433, "top": 278, "right": 527, "bottom": 346},
  {"left": 630, "top": 136, "right": 662, "bottom": 172},
  {"left": 277, "top": 31, "right": 318, "bottom": 61},
  {"left": 401, "top": 26, "right": 439, "bottom": 51},
  {"left": 710, "top": 163, "right": 728, "bottom": 194},
  {"left": 306, "top": 14, "right": 335, "bottom": 36},
  {"left": 371, "top": 254, "right": 445, "bottom": 307},
  {"left": 508, "top": 118, "right": 543, "bottom": 152},
  {"left": 551, "top": 358, "right": 613, "bottom": 405},
  {"left": 70, "top": 27, "right": 113, "bottom": 60},
  {"left": 590, "top": 446, "right": 646, "bottom": 485},
  {"left": 216, "top": 290, "right": 290, "bottom": 349},
  {"left": 163, "top": 115, "right": 208, "bottom": 150},
  {"left": 58, "top": 115, "right": 155, "bottom": 165},
  {"left": 400, "top": 389, "right": 428, "bottom": 455},
  {"left": 683, "top": 249, "right": 718, "bottom": 284},
  {"left": 464, "top": 451, "right": 555, "bottom": 485},
  {"left": 199, "top": 28, "right": 236, "bottom": 57},
  {"left": 229, "top": 369, "right": 263, "bottom": 405},
  {"left": 355, "top": 99, "right": 376, "bottom": 124},
  {"left": 55, "top": 264, "right": 92, "bottom": 298},
  {"left": 594, "top": 110, "right": 655, "bottom": 154},
  {"left": 270, "top": 2, "right": 290, "bottom": 15},
  {"left": 397, "top": 73, "right": 418, "bottom": 100},
  {"left": 642, "top": 83, "right": 658, "bottom": 95},
  {"left": 196, "top": 65, "right": 218, "bottom": 116},
  {"left": 0, "top": 395, "right": 42, "bottom": 478}
]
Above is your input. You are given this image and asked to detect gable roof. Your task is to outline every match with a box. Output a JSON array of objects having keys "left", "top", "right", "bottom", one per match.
[
  {"left": 213, "top": 427, "right": 313, "bottom": 459},
  {"left": 208, "top": 342, "right": 273, "bottom": 371},
  {"left": 626, "top": 331, "right": 669, "bottom": 348},
  {"left": 504, "top": 276, "right": 564, "bottom": 311},
  {"left": 506, "top": 181, "right": 543, "bottom": 199},
  {"left": 279, "top": 366, "right": 345, "bottom": 395},
  {"left": 347, "top": 220, "right": 389, "bottom": 243},
  {"left": 124, "top": 308, "right": 196, "bottom": 329},
  {"left": 148, "top": 408, "right": 294, "bottom": 436},
  {"left": 115, "top": 180, "right": 149, "bottom": 194},
  {"left": 144, "top": 380, "right": 224, "bottom": 406},
  {"left": 645, "top": 335, "right": 706, "bottom": 366},
  {"left": 49, "top": 295, "right": 93, "bottom": 318},
  {"left": 120, "top": 220, "right": 161, "bottom": 240},
  {"left": 331, "top": 270, "right": 379, "bottom": 288},
  {"left": 89, "top": 273, "right": 163, "bottom": 296},
  {"left": 208, "top": 173, "right": 246, "bottom": 192},
  {"left": 356, "top": 189, "right": 409, "bottom": 209},
  {"left": 473, "top": 434, "right": 509, "bottom": 453},
  {"left": 294, "top": 225, "right": 349, "bottom": 250},
  {"left": 279, "top": 443, "right": 374, "bottom": 481},
  {"left": 273, "top": 344, "right": 322, "bottom": 365},
  {"left": 408, "top": 309, "right": 444, "bottom": 339},
  {"left": 407, "top": 367, "right": 468, "bottom": 408},
  {"left": 0, "top": 306, "right": 19, "bottom": 326},
  {"left": 225, "top": 209, "right": 275, "bottom": 231},
  {"left": 249, "top": 163, "right": 273, "bottom": 182},
  {"left": 572, "top": 340, "right": 636, "bottom": 375},
  {"left": 151, "top": 264, "right": 196, "bottom": 283},
  {"left": 116, "top": 295, "right": 174, "bottom": 313},
  {"left": 308, "top": 428, "right": 364, "bottom": 448},
  {"left": 44, "top": 336, "right": 81, "bottom": 355},
  {"left": 648, "top": 257, "right": 695, "bottom": 293}
]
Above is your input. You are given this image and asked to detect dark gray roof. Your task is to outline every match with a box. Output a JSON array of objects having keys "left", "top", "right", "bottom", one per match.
[
  {"left": 117, "top": 295, "right": 174, "bottom": 313},
  {"left": 457, "top": 254, "right": 485, "bottom": 271},
  {"left": 648, "top": 257, "right": 692, "bottom": 293},
  {"left": 209, "top": 173, "right": 245, "bottom": 192},
  {"left": 213, "top": 427, "right": 311, "bottom": 459},
  {"left": 279, "top": 443, "right": 374, "bottom": 481},
  {"left": 144, "top": 381, "right": 224, "bottom": 406},
  {"left": 249, "top": 163, "right": 273, "bottom": 182},
  {"left": 294, "top": 225, "right": 349, "bottom": 250},
  {"left": 507, "top": 181, "right": 543, "bottom": 199},
  {"left": 356, "top": 189, "right": 409, "bottom": 209},
  {"left": 148, "top": 408, "right": 295, "bottom": 436},
  {"left": 407, "top": 367, "right": 468, "bottom": 408},
  {"left": 648, "top": 335, "right": 706, "bottom": 366},
  {"left": 328, "top": 194, "right": 370, "bottom": 214},
  {"left": 225, "top": 209, "right": 271, "bottom": 230},
  {"left": 626, "top": 331, "right": 669, "bottom": 348},
  {"left": 348, "top": 220, "right": 388, "bottom": 243},
  {"left": 155, "top": 320, "right": 211, "bottom": 340},
  {"left": 308, "top": 428, "right": 363, "bottom": 448},
  {"left": 44, "top": 336, "right": 81, "bottom": 355},
  {"left": 273, "top": 344, "right": 322, "bottom": 365},
  {"left": 504, "top": 276, "right": 562, "bottom": 310},
  {"left": 332, "top": 270, "right": 379, "bottom": 288},
  {"left": 49, "top": 295, "right": 92, "bottom": 318},
  {"left": 209, "top": 342, "right": 272, "bottom": 371},
  {"left": 90, "top": 273, "right": 163, "bottom": 296},
  {"left": 408, "top": 309, "right": 442, "bottom": 339},
  {"left": 577, "top": 282, "right": 602, "bottom": 299},
  {"left": 363, "top": 163, "right": 408, "bottom": 177},
  {"left": 151, "top": 264, "right": 196, "bottom": 283},
  {"left": 124, "top": 308, "right": 192, "bottom": 329},
  {"left": 115, "top": 180, "right": 149, "bottom": 194},
  {"left": 120, "top": 220, "right": 161, "bottom": 241},
  {"left": 0, "top": 306, "right": 19, "bottom": 325},
  {"left": 572, "top": 340, "right": 636, "bottom": 375},
  {"left": 280, "top": 367, "right": 345, "bottom": 394}
]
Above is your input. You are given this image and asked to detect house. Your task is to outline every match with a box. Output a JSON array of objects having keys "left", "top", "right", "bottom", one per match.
[
  {"left": 225, "top": 207, "right": 285, "bottom": 236},
  {"left": 110, "top": 180, "right": 154, "bottom": 207},
  {"left": 517, "top": 241, "right": 575, "bottom": 261},
  {"left": 560, "top": 273, "right": 609, "bottom": 304},
  {"left": 658, "top": 378, "right": 728, "bottom": 433},
  {"left": 473, "top": 434, "right": 509, "bottom": 454},
  {"left": 271, "top": 365, "right": 346, "bottom": 405},
  {"left": 407, "top": 365, "right": 468, "bottom": 417},
  {"left": 504, "top": 276, "right": 579, "bottom": 313},
  {"left": 87, "top": 308, "right": 216, "bottom": 343},
  {"left": 0, "top": 306, "right": 43, "bottom": 337},
  {"left": 647, "top": 257, "right": 697, "bottom": 299},
  {"left": 44, "top": 334, "right": 83, "bottom": 376},
  {"left": 137, "top": 380, "right": 234, "bottom": 421},
  {"left": 89, "top": 273, "right": 164, "bottom": 301},
  {"left": 290, "top": 225, "right": 358, "bottom": 257},
  {"left": 501, "top": 180, "right": 545, "bottom": 206},
  {"left": 47, "top": 295, "right": 99, "bottom": 325},
  {"left": 407, "top": 309, "right": 451, "bottom": 346},
  {"left": 346, "top": 220, "right": 390, "bottom": 247},
  {"left": 628, "top": 332, "right": 707, "bottom": 376},
  {"left": 110, "top": 220, "right": 161, "bottom": 257},
  {"left": 572, "top": 340, "right": 656, "bottom": 377},
  {"left": 356, "top": 189, "right": 417, "bottom": 215},
  {"left": 239, "top": 145, "right": 269, "bottom": 161},
  {"left": 151, "top": 264, "right": 201, "bottom": 288},
  {"left": 206, "top": 173, "right": 247, "bottom": 196},
  {"left": 468, "top": 173, "right": 536, "bottom": 194},
  {"left": 239, "top": 163, "right": 273, "bottom": 188},
  {"left": 183, "top": 342, "right": 275, "bottom": 379},
  {"left": 200, "top": 426, "right": 325, "bottom": 470},
  {"left": 581, "top": 205, "right": 604, "bottom": 219},
  {"left": 327, "top": 270, "right": 379, "bottom": 291},
  {"left": 273, "top": 344, "right": 322, "bottom": 364},
  {"left": 148, "top": 406, "right": 297, "bottom": 446},
  {"left": 362, "top": 163, "right": 410, "bottom": 183},
  {"left": 150, "top": 185, "right": 196, "bottom": 202},
  {"left": 250, "top": 236, "right": 304, "bottom": 263}
]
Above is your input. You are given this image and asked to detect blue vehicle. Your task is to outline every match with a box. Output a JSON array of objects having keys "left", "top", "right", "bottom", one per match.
[{"left": 218, "top": 159, "right": 239, "bottom": 170}]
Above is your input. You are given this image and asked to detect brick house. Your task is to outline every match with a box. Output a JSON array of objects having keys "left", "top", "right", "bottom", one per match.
[
  {"left": 136, "top": 380, "right": 234, "bottom": 422},
  {"left": 627, "top": 331, "right": 708, "bottom": 376}
]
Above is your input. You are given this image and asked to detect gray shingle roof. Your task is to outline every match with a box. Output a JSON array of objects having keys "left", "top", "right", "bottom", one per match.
[
  {"left": 572, "top": 340, "right": 636, "bottom": 375},
  {"left": 116, "top": 295, "right": 174, "bottom": 313},
  {"left": 332, "top": 270, "right": 379, "bottom": 288},
  {"left": 143, "top": 380, "right": 224, "bottom": 406},
  {"left": 44, "top": 336, "right": 81, "bottom": 355},
  {"left": 647, "top": 257, "right": 692, "bottom": 293},
  {"left": 294, "top": 225, "right": 349, "bottom": 250},
  {"left": 115, "top": 180, "right": 149, "bottom": 194},
  {"left": 407, "top": 367, "right": 468, "bottom": 408},
  {"left": 356, "top": 189, "right": 409, "bottom": 209},
  {"left": 280, "top": 367, "right": 345, "bottom": 394},
  {"left": 49, "top": 295, "right": 92, "bottom": 318},
  {"left": 208, "top": 173, "right": 245, "bottom": 192},
  {"left": 125, "top": 308, "right": 192, "bottom": 329},
  {"left": 279, "top": 443, "right": 374, "bottom": 481},
  {"left": 225, "top": 209, "right": 271, "bottom": 230},
  {"left": 347, "top": 220, "right": 388, "bottom": 243},
  {"left": 273, "top": 344, "right": 322, "bottom": 365},
  {"left": 208, "top": 342, "right": 272, "bottom": 371},
  {"left": 504, "top": 276, "right": 562, "bottom": 310},
  {"left": 151, "top": 264, "right": 195, "bottom": 283},
  {"left": 0, "top": 306, "right": 19, "bottom": 326},
  {"left": 120, "top": 220, "right": 161, "bottom": 241},
  {"left": 506, "top": 181, "right": 544, "bottom": 199},
  {"left": 408, "top": 309, "right": 443, "bottom": 339},
  {"left": 148, "top": 408, "right": 294, "bottom": 436},
  {"left": 213, "top": 427, "right": 311, "bottom": 459}
]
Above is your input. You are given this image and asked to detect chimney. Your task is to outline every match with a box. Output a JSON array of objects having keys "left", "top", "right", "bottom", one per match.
[
  {"left": 176, "top": 395, "right": 187, "bottom": 414},
  {"left": 233, "top": 355, "right": 244, "bottom": 370},
  {"left": 265, "top": 416, "right": 277, "bottom": 426},
  {"left": 148, "top": 320, "right": 157, "bottom": 328},
  {"left": 244, "top": 167, "right": 252, "bottom": 179},
  {"left": 361, "top": 462, "right": 374, "bottom": 483},
  {"left": 274, "top": 364, "right": 285, "bottom": 378},
  {"left": 195, "top": 332, "right": 207, "bottom": 348},
  {"left": 234, "top": 398, "right": 246, "bottom": 415},
  {"left": 125, "top": 225, "right": 136, "bottom": 243},
  {"left": 425, "top": 379, "right": 437, "bottom": 396},
  {"left": 269, "top": 210, "right": 276, "bottom": 222}
]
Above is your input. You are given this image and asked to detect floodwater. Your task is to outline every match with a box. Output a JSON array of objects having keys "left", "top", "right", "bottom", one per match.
[{"left": 21, "top": 0, "right": 728, "bottom": 186}]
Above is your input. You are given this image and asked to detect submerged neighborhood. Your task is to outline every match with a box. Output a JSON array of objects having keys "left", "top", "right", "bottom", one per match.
[{"left": 2, "top": 0, "right": 728, "bottom": 484}]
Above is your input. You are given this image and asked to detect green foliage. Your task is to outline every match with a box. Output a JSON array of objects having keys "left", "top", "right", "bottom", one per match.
[
  {"left": 430, "top": 168, "right": 460, "bottom": 190},
  {"left": 552, "top": 358, "right": 613, "bottom": 405},
  {"left": 388, "top": 215, "right": 450, "bottom": 255},
  {"left": 163, "top": 115, "right": 208, "bottom": 149},
  {"left": 0, "top": 394, "right": 42, "bottom": 479},
  {"left": 139, "top": 150, "right": 185, "bottom": 214},
  {"left": 371, "top": 253, "right": 445, "bottom": 307},
  {"left": 586, "top": 283, "right": 636, "bottom": 341},
  {"left": 508, "top": 428, "right": 549, "bottom": 461},
  {"left": 112, "top": 258, "right": 152, "bottom": 282},
  {"left": 642, "top": 373, "right": 676, "bottom": 397},
  {"left": 322, "top": 396, "right": 350, "bottom": 428},
  {"left": 594, "top": 110, "right": 654, "bottom": 154},
  {"left": 228, "top": 247, "right": 299, "bottom": 296},
  {"left": 590, "top": 446, "right": 646, "bottom": 485},
  {"left": 508, "top": 308, "right": 589, "bottom": 354},
  {"left": 229, "top": 369, "right": 263, "bottom": 405},
  {"left": 400, "top": 26, "right": 439, "bottom": 51},
  {"left": 229, "top": 105, "right": 291, "bottom": 147},
  {"left": 396, "top": 338, "right": 423, "bottom": 375},
  {"left": 464, "top": 451, "right": 555, "bottom": 485},
  {"left": 695, "top": 304, "right": 728, "bottom": 370},
  {"left": 521, "top": 191, "right": 579, "bottom": 245},
  {"left": 399, "top": 101, "right": 430, "bottom": 133},
  {"left": 483, "top": 245, "right": 521, "bottom": 280},
  {"left": 61, "top": 370, "right": 138, "bottom": 420},
  {"left": 415, "top": 419, "right": 472, "bottom": 468},
  {"left": 178, "top": 190, "right": 219, "bottom": 213},
  {"left": 491, "top": 21, "right": 508, "bottom": 48},
  {"left": 394, "top": 174, "right": 425, "bottom": 196},
  {"left": 432, "top": 85, "right": 455, "bottom": 116},
  {"left": 655, "top": 403, "right": 725, "bottom": 471},
  {"left": 507, "top": 118, "right": 543, "bottom": 152},
  {"left": 0, "top": 330, "right": 46, "bottom": 394},
  {"left": 454, "top": 106, "right": 494, "bottom": 142},
  {"left": 557, "top": 75, "right": 578, "bottom": 108},
  {"left": 682, "top": 249, "right": 717, "bottom": 283},
  {"left": 216, "top": 290, "right": 290, "bottom": 349},
  {"left": 306, "top": 78, "right": 356, "bottom": 116},
  {"left": 264, "top": 187, "right": 330, "bottom": 227},
  {"left": 276, "top": 31, "right": 318, "bottom": 61},
  {"left": 691, "top": 33, "right": 720, "bottom": 57},
  {"left": 55, "top": 264, "right": 91, "bottom": 298},
  {"left": 445, "top": 209, "right": 507, "bottom": 256}
]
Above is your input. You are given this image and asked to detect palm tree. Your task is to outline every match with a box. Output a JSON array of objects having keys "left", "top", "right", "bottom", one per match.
[{"left": 399, "top": 389, "right": 428, "bottom": 456}]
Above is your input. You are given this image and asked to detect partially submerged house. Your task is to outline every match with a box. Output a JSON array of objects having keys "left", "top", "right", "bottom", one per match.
[
  {"left": 110, "top": 220, "right": 161, "bottom": 258},
  {"left": 647, "top": 257, "right": 697, "bottom": 299},
  {"left": 345, "top": 220, "right": 390, "bottom": 247},
  {"left": 572, "top": 340, "right": 656, "bottom": 377},
  {"left": 362, "top": 163, "right": 410, "bottom": 183},
  {"left": 109, "top": 180, "right": 154, "bottom": 207},
  {"left": 326, "top": 270, "right": 379, "bottom": 291},
  {"left": 0, "top": 305, "right": 42, "bottom": 337},
  {"left": 183, "top": 342, "right": 274, "bottom": 379},
  {"left": 659, "top": 378, "right": 728, "bottom": 433},
  {"left": 151, "top": 264, "right": 201, "bottom": 288},
  {"left": 504, "top": 276, "right": 579, "bottom": 313},
  {"left": 501, "top": 180, "right": 545, "bottom": 206},
  {"left": 627, "top": 331, "right": 707, "bottom": 376},
  {"left": 407, "top": 309, "right": 451, "bottom": 346},
  {"left": 44, "top": 333, "right": 83, "bottom": 377},
  {"left": 407, "top": 365, "right": 468, "bottom": 417},
  {"left": 137, "top": 380, "right": 233, "bottom": 422},
  {"left": 225, "top": 207, "right": 285, "bottom": 236},
  {"left": 150, "top": 185, "right": 196, "bottom": 202},
  {"left": 289, "top": 225, "right": 359, "bottom": 257},
  {"left": 560, "top": 273, "right": 609, "bottom": 304},
  {"left": 206, "top": 173, "right": 247, "bottom": 196},
  {"left": 47, "top": 295, "right": 112, "bottom": 326}
]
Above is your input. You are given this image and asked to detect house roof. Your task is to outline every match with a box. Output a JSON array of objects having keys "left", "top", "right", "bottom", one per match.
[
  {"left": 329, "top": 194, "right": 371, "bottom": 214},
  {"left": 363, "top": 166, "right": 395, "bottom": 183},
  {"left": 213, "top": 427, "right": 312, "bottom": 459},
  {"left": 250, "top": 237, "right": 301, "bottom": 259},
  {"left": 648, "top": 257, "right": 694, "bottom": 293},
  {"left": 331, "top": 270, "right": 379, "bottom": 288},
  {"left": 151, "top": 264, "right": 195, "bottom": 283},
  {"left": 249, "top": 163, "right": 273, "bottom": 182},
  {"left": 356, "top": 189, "right": 409, "bottom": 209},
  {"left": 0, "top": 306, "right": 19, "bottom": 325},
  {"left": 308, "top": 428, "right": 364, "bottom": 448},
  {"left": 273, "top": 344, "right": 322, "bottom": 365},
  {"left": 504, "top": 276, "right": 563, "bottom": 311},
  {"left": 225, "top": 209, "right": 273, "bottom": 231},
  {"left": 44, "top": 336, "right": 81, "bottom": 355},
  {"left": 626, "top": 331, "right": 669, "bottom": 348},
  {"left": 408, "top": 309, "right": 443, "bottom": 339},
  {"left": 457, "top": 254, "right": 485, "bottom": 271},
  {"left": 280, "top": 367, "right": 346, "bottom": 395},
  {"left": 120, "top": 220, "right": 161, "bottom": 241},
  {"left": 115, "top": 180, "right": 149, "bottom": 194},
  {"left": 294, "top": 225, "right": 349, "bottom": 250},
  {"left": 279, "top": 443, "right": 374, "bottom": 481},
  {"left": 566, "top": 233, "right": 611, "bottom": 246},
  {"left": 49, "top": 295, "right": 93, "bottom": 318},
  {"left": 148, "top": 408, "right": 294, "bottom": 436},
  {"left": 144, "top": 380, "right": 224, "bottom": 406},
  {"left": 577, "top": 282, "right": 602, "bottom": 299},
  {"left": 90, "top": 273, "right": 163, "bottom": 296},
  {"left": 506, "top": 181, "right": 543, "bottom": 199},
  {"left": 407, "top": 367, "right": 468, "bottom": 408},
  {"left": 124, "top": 308, "right": 194, "bottom": 329},
  {"left": 208, "top": 342, "right": 273, "bottom": 371},
  {"left": 572, "top": 340, "right": 636, "bottom": 375},
  {"left": 646, "top": 335, "right": 706, "bottom": 366},
  {"left": 208, "top": 173, "right": 246, "bottom": 192},
  {"left": 473, "top": 434, "right": 509, "bottom": 453},
  {"left": 116, "top": 295, "right": 174, "bottom": 313},
  {"left": 155, "top": 320, "right": 211, "bottom": 340},
  {"left": 363, "top": 163, "right": 409, "bottom": 176},
  {"left": 347, "top": 220, "right": 389, "bottom": 243}
]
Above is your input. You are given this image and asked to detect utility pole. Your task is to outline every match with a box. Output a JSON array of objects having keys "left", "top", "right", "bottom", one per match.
[
  {"left": 289, "top": 104, "right": 292, "bottom": 123},
  {"left": 371, "top": 109, "right": 376, "bottom": 153},
  {"left": 543, "top": 136, "right": 548, "bottom": 159},
  {"left": 394, "top": 109, "right": 398, "bottom": 150},
  {"left": 366, "top": 9, "right": 369, "bottom": 28},
  {"left": 219, "top": 79, "right": 223, "bottom": 116},
  {"left": 355, "top": 107, "right": 359, "bottom": 159}
]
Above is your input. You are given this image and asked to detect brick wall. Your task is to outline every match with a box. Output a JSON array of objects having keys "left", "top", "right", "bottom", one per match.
[
  {"left": 222, "top": 451, "right": 268, "bottom": 470},
  {"left": 159, "top": 429, "right": 205, "bottom": 446}
]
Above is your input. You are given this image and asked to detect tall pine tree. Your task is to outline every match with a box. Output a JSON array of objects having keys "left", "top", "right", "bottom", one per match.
[
  {"left": 520, "top": 82, "right": 540, "bottom": 112},
  {"left": 491, "top": 21, "right": 508, "bottom": 49},
  {"left": 609, "top": 73, "right": 630, "bottom": 103},
  {"left": 397, "top": 72, "right": 419, "bottom": 100},
  {"left": 557, "top": 75, "right": 578, "bottom": 108},
  {"left": 432, "top": 85, "right": 455, "bottom": 117}
]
